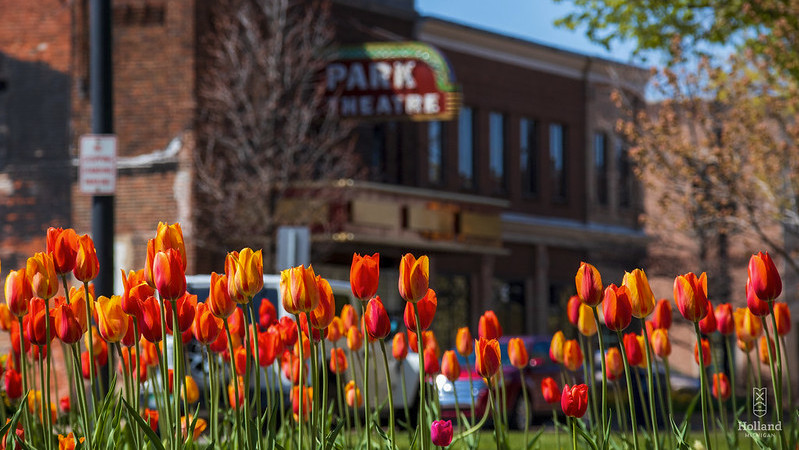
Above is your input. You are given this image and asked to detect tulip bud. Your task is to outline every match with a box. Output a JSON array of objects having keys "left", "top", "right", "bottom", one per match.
[
  {"left": 623, "top": 333, "right": 644, "bottom": 367},
  {"left": 345, "top": 380, "right": 362, "bottom": 407},
  {"left": 603, "top": 284, "right": 632, "bottom": 331},
  {"left": 27, "top": 252, "right": 58, "bottom": 300},
  {"left": 183, "top": 376, "right": 200, "bottom": 404},
  {"left": 623, "top": 268, "right": 656, "bottom": 318},
  {"left": 5, "top": 269, "right": 32, "bottom": 318},
  {"left": 192, "top": 302, "right": 222, "bottom": 345},
  {"left": 577, "top": 302, "right": 597, "bottom": 337},
  {"left": 398, "top": 254, "right": 429, "bottom": 303},
  {"left": 651, "top": 299, "right": 672, "bottom": 330},
  {"left": 226, "top": 248, "right": 264, "bottom": 301},
  {"left": 441, "top": 350, "right": 461, "bottom": 382},
  {"left": 282, "top": 265, "right": 320, "bottom": 313},
  {"left": 563, "top": 339, "right": 583, "bottom": 371},
  {"left": 350, "top": 253, "right": 380, "bottom": 301},
  {"left": 605, "top": 347, "right": 623, "bottom": 381},
  {"left": 404, "top": 289, "right": 437, "bottom": 333},
  {"left": 694, "top": 338, "right": 710, "bottom": 366},
  {"left": 392, "top": 331, "right": 408, "bottom": 361},
  {"left": 673, "top": 272, "right": 708, "bottom": 322},
  {"left": 478, "top": 310, "right": 502, "bottom": 340},
  {"left": 734, "top": 307, "right": 762, "bottom": 343},
  {"left": 346, "top": 326, "right": 363, "bottom": 352},
  {"left": 698, "top": 300, "right": 717, "bottom": 334},
  {"left": 364, "top": 296, "right": 391, "bottom": 340},
  {"left": 567, "top": 295, "right": 581, "bottom": 327},
  {"left": 540, "top": 377, "right": 561, "bottom": 404},
  {"left": 549, "top": 330, "right": 565, "bottom": 364},
  {"left": 455, "top": 327, "right": 473, "bottom": 357},
  {"left": 153, "top": 249, "right": 186, "bottom": 301},
  {"left": 311, "top": 277, "right": 335, "bottom": 330},
  {"left": 508, "top": 337, "right": 529, "bottom": 369},
  {"left": 46, "top": 227, "right": 79, "bottom": 275},
  {"left": 746, "top": 278, "right": 770, "bottom": 317},
  {"left": 475, "top": 337, "right": 501, "bottom": 382},
  {"left": 424, "top": 347, "right": 440, "bottom": 375},
  {"left": 773, "top": 302, "right": 791, "bottom": 336},
  {"left": 330, "top": 347, "right": 348, "bottom": 374},
  {"left": 650, "top": 328, "right": 671, "bottom": 359},
  {"left": 712, "top": 372, "right": 730, "bottom": 400},
  {"left": 140, "top": 296, "right": 163, "bottom": 343},
  {"left": 575, "top": 262, "right": 603, "bottom": 307},
  {"left": 748, "top": 252, "right": 781, "bottom": 301},
  {"left": 758, "top": 336, "right": 775, "bottom": 365},
  {"left": 4, "top": 369, "right": 21, "bottom": 400},
  {"left": 73, "top": 234, "right": 100, "bottom": 283},
  {"left": 715, "top": 303, "right": 734, "bottom": 335}
]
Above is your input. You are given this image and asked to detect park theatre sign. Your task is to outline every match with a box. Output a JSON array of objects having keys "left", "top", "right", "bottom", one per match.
[{"left": 325, "top": 42, "right": 460, "bottom": 121}]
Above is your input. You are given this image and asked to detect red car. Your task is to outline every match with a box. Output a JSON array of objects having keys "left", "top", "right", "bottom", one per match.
[{"left": 436, "top": 336, "right": 564, "bottom": 429}]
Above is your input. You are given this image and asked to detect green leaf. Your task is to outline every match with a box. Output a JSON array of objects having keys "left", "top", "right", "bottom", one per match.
[
  {"left": 525, "top": 428, "right": 545, "bottom": 450},
  {"left": 325, "top": 420, "right": 345, "bottom": 449},
  {"left": 122, "top": 398, "right": 165, "bottom": 450}
]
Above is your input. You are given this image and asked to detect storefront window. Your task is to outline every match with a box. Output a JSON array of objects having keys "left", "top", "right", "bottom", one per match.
[
  {"left": 549, "top": 123, "right": 567, "bottom": 202},
  {"left": 428, "top": 121, "right": 443, "bottom": 185},
  {"left": 489, "top": 112, "right": 506, "bottom": 193},
  {"left": 520, "top": 118, "right": 537, "bottom": 196},
  {"left": 594, "top": 132, "right": 608, "bottom": 205},
  {"left": 458, "top": 107, "right": 475, "bottom": 189}
]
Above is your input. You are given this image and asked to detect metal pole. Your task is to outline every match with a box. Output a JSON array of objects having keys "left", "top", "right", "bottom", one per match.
[{"left": 90, "top": 0, "right": 114, "bottom": 298}]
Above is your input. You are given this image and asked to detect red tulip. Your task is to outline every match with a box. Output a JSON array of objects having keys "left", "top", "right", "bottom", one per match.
[
  {"left": 606, "top": 347, "right": 624, "bottom": 380},
  {"left": 145, "top": 223, "right": 186, "bottom": 288},
  {"left": 561, "top": 384, "right": 589, "bottom": 418},
  {"left": 715, "top": 303, "right": 734, "bottom": 336},
  {"left": 330, "top": 347, "right": 348, "bottom": 374},
  {"left": 424, "top": 347, "right": 440, "bottom": 375},
  {"left": 73, "top": 234, "right": 100, "bottom": 283},
  {"left": 563, "top": 339, "right": 583, "bottom": 371},
  {"left": 623, "top": 268, "right": 656, "bottom": 318},
  {"left": 430, "top": 420, "right": 453, "bottom": 447},
  {"left": 364, "top": 296, "right": 390, "bottom": 340},
  {"left": 140, "top": 296, "right": 163, "bottom": 343},
  {"left": 229, "top": 307, "right": 246, "bottom": 340},
  {"left": 575, "top": 262, "right": 603, "bottom": 307},
  {"left": 234, "top": 346, "right": 248, "bottom": 376},
  {"left": 540, "top": 377, "right": 561, "bottom": 404},
  {"left": 475, "top": 337, "right": 501, "bottom": 381},
  {"left": 60, "top": 395, "right": 70, "bottom": 413},
  {"left": 259, "top": 300, "right": 278, "bottom": 329},
  {"left": 746, "top": 279, "right": 770, "bottom": 317},
  {"left": 698, "top": 300, "right": 717, "bottom": 334},
  {"left": 165, "top": 292, "right": 197, "bottom": 334},
  {"left": 651, "top": 299, "right": 672, "bottom": 330},
  {"left": 5, "top": 269, "right": 32, "bottom": 318},
  {"left": 392, "top": 331, "right": 408, "bottom": 361},
  {"left": 673, "top": 272, "right": 708, "bottom": 322},
  {"left": 350, "top": 253, "right": 380, "bottom": 301},
  {"left": 153, "top": 249, "right": 186, "bottom": 301},
  {"left": 259, "top": 327, "right": 282, "bottom": 367},
  {"left": 228, "top": 377, "right": 245, "bottom": 409},
  {"left": 748, "top": 252, "right": 781, "bottom": 301},
  {"left": 54, "top": 303, "right": 83, "bottom": 344},
  {"left": 340, "top": 304, "right": 359, "bottom": 330},
  {"left": 567, "top": 295, "right": 581, "bottom": 326},
  {"left": 46, "top": 227, "right": 78, "bottom": 275},
  {"left": 603, "top": 284, "right": 632, "bottom": 331},
  {"left": 650, "top": 328, "right": 672, "bottom": 359},
  {"left": 623, "top": 333, "right": 644, "bottom": 367},
  {"left": 734, "top": 307, "right": 763, "bottom": 343},
  {"left": 208, "top": 272, "right": 236, "bottom": 319},
  {"left": 25, "top": 298, "right": 55, "bottom": 345},
  {"left": 773, "top": 302, "right": 791, "bottom": 336},
  {"left": 694, "top": 338, "right": 710, "bottom": 366},
  {"left": 4, "top": 370, "right": 21, "bottom": 400},
  {"left": 508, "top": 337, "right": 529, "bottom": 369},
  {"left": 478, "top": 310, "right": 502, "bottom": 340},
  {"left": 327, "top": 317, "right": 345, "bottom": 343},
  {"left": 193, "top": 302, "right": 222, "bottom": 345},
  {"left": 404, "top": 289, "right": 437, "bottom": 333},
  {"left": 278, "top": 316, "right": 298, "bottom": 347},
  {"left": 311, "top": 277, "right": 335, "bottom": 330},
  {"left": 281, "top": 265, "right": 320, "bottom": 314},
  {"left": 456, "top": 327, "right": 473, "bottom": 357}
]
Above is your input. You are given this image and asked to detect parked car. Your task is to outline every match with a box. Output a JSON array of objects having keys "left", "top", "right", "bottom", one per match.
[{"left": 437, "top": 335, "right": 564, "bottom": 429}]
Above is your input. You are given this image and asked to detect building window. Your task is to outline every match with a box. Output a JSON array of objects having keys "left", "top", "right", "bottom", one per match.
[
  {"left": 458, "top": 107, "right": 475, "bottom": 189},
  {"left": 549, "top": 123, "right": 567, "bottom": 201},
  {"left": 428, "top": 121, "right": 443, "bottom": 184},
  {"left": 594, "top": 133, "right": 608, "bottom": 205},
  {"left": 520, "top": 118, "right": 537, "bottom": 196},
  {"left": 488, "top": 112, "right": 506, "bottom": 192},
  {"left": 617, "top": 139, "right": 632, "bottom": 207}
]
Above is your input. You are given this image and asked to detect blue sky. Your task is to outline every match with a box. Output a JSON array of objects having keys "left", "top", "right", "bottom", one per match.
[{"left": 416, "top": 0, "right": 639, "bottom": 63}]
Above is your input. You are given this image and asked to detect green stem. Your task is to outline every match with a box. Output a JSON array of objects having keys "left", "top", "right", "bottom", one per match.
[
  {"left": 38, "top": 347, "right": 50, "bottom": 450},
  {"left": 225, "top": 321, "right": 243, "bottom": 449},
  {"left": 44, "top": 299, "right": 53, "bottom": 450},
  {"left": 633, "top": 365, "right": 651, "bottom": 435},
  {"left": 308, "top": 330, "right": 318, "bottom": 447},
  {"left": 170, "top": 302, "right": 183, "bottom": 449},
  {"left": 348, "top": 356, "right": 362, "bottom": 438},
  {"left": 592, "top": 306, "right": 608, "bottom": 446},
  {"left": 612, "top": 381, "right": 627, "bottom": 433},
  {"left": 247, "top": 301, "right": 263, "bottom": 448},
  {"left": 663, "top": 358, "right": 674, "bottom": 421},
  {"left": 413, "top": 304, "right": 427, "bottom": 450},
  {"left": 693, "top": 322, "right": 713, "bottom": 450},
  {"left": 760, "top": 318, "right": 787, "bottom": 450},
  {"left": 69, "top": 344, "right": 92, "bottom": 450},
  {"left": 133, "top": 319, "right": 142, "bottom": 446},
  {"left": 16, "top": 318, "right": 31, "bottom": 446},
  {"left": 295, "top": 314, "right": 307, "bottom": 450},
  {"left": 709, "top": 339, "right": 728, "bottom": 436},
  {"left": 641, "top": 322, "right": 659, "bottom": 446},
  {"left": 584, "top": 335, "right": 599, "bottom": 434},
  {"left": 449, "top": 389, "right": 492, "bottom": 447},
  {"left": 572, "top": 417, "right": 578, "bottom": 450},
  {"left": 553, "top": 409, "right": 561, "bottom": 450},
  {"left": 617, "top": 331, "right": 639, "bottom": 450},
  {"left": 465, "top": 353, "right": 476, "bottom": 427},
  {"left": 206, "top": 346, "right": 219, "bottom": 446},
  {"left": 518, "top": 368, "right": 529, "bottom": 448},
  {"left": 84, "top": 281, "right": 98, "bottom": 410},
  {"left": 372, "top": 341, "right": 380, "bottom": 427},
  {"left": 155, "top": 338, "right": 173, "bottom": 450},
  {"left": 399, "top": 359, "right": 411, "bottom": 440},
  {"left": 491, "top": 388, "right": 502, "bottom": 450},
  {"left": 379, "top": 340, "right": 396, "bottom": 448},
  {"left": 779, "top": 335, "right": 792, "bottom": 409},
  {"left": 652, "top": 357, "right": 669, "bottom": 447},
  {"left": 320, "top": 338, "right": 329, "bottom": 449}
]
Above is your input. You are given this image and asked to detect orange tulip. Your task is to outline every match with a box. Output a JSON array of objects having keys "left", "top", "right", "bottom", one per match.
[
  {"left": 746, "top": 278, "right": 770, "bottom": 317},
  {"left": 441, "top": 350, "right": 461, "bottom": 382},
  {"left": 0, "top": 305, "right": 11, "bottom": 332},
  {"left": 259, "top": 300, "right": 278, "bottom": 329},
  {"left": 180, "top": 415, "right": 207, "bottom": 440},
  {"left": 234, "top": 346, "right": 248, "bottom": 376},
  {"left": 694, "top": 338, "right": 710, "bottom": 366},
  {"left": 192, "top": 302, "right": 222, "bottom": 345},
  {"left": 27, "top": 252, "right": 58, "bottom": 299},
  {"left": 541, "top": 377, "right": 561, "bottom": 404},
  {"left": 698, "top": 300, "right": 717, "bottom": 334},
  {"left": 54, "top": 302, "right": 83, "bottom": 344},
  {"left": 737, "top": 338, "right": 755, "bottom": 353},
  {"left": 350, "top": 253, "right": 380, "bottom": 301},
  {"left": 623, "top": 333, "right": 644, "bottom": 367},
  {"left": 330, "top": 347, "right": 348, "bottom": 374},
  {"left": 605, "top": 347, "right": 623, "bottom": 381},
  {"left": 207, "top": 272, "right": 236, "bottom": 319},
  {"left": 623, "top": 268, "right": 655, "bottom": 318},
  {"left": 226, "top": 248, "right": 264, "bottom": 302},
  {"left": 575, "top": 262, "right": 603, "bottom": 307},
  {"left": 282, "top": 352, "right": 305, "bottom": 384},
  {"left": 311, "top": 276, "right": 335, "bottom": 330},
  {"left": 398, "top": 253, "right": 429, "bottom": 303},
  {"left": 475, "top": 337, "right": 501, "bottom": 381},
  {"left": 392, "top": 331, "right": 408, "bottom": 360},
  {"left": 364, "top": 296, "right": 390, "bottom": 340},
  {"left": 140, "top": 296, "right": 163, "bottom": 343},
  {"left": 567, "top": 295, "right": 581, "bottom": 326},
  {"left": 57, "top": 431, "right": 85, "bottom": 450},
  {"left": 577, "top": 302, "right": 597, "bottom": 336},
  {"left": 478, "top": 310, "right": 503, "bottom": 340},
  {"left": 549, "top": 330, "right": 565, "bottom": 364},
  {"left": 258, "top": 327, "right": 282, "bottom": 367},
  {"left": 291, "top": 386, "right": 313, "bottom": 421},
  {"left": 153, "top": 249, "right": 186, "bottom": 301},
  {"left": 96, "top": 295, "right": 130, "bottom": 343},
  {"left": 651, "top": 299, "right": 672, "bottom": 330},
  {"left": 404, "top": 289, "right": 437, "bottom": 333},
  {"left": 5, "top": 269, "right": 32, "bottom": 317},
  {"left": 293, "top": 329, "right": 311, "bottom": 359},
  {"left": 326, "top": 317, "right": 344, "bottom": 342},
  {"left": 340, "top": 304, "right": 359, "bottom": 329},
  {"left": 281, "top": 265, "right": 320, "bottom": 314},
  {"left": 345, "top": 380, "right": 362, "bottom": 407},
  {"left": 508, "top": 337, "right": 529, "bottom": 369},
  {"left": 563, "top": 339, "right": 583, "bottom": 371},
  {"left": 715, "top": 303, "right": 734, "bottom": 336},
  {"left": 603, "top": 284, "right": 632, "bottom": 331},
  {"left": 183, "top": 376, "right": 200, "bottom": 403},
  {"left": 455, "top": 327, "right": 473, "bottom": 357},
  {"left": 25, "top": 298, "right": 55, "bottom": 345},
  {"left": 758, "top": 336, "right": 775, "bottom": 365},
  {"left": 673, "top": 272, "right": 708, "bottom": 322},
  {"left": 144, "top": 223, "right": 186, "bottom": 288},
  {"left": 346, "top": 326, "right": 363, "bottom": 352},
  {"left": 748, "top": 251, "right": 781, "bottom": 301},
  {"left": 73, "top": 234, "right": 99, "bottom": 283},
  {"left": 650, "top": 328, "right": 671, "bottom": 358},
  {"left": 121, "top": 269, "right": 153, "bottom": 320},
  {"left": 228, "top": 376, "right": 245, "bottom": 409},
  {"left": 711, "top": 373, "right": 730, "bottom": 400},
  {"left": 773, "top": 302, "right": 791, "bottom": 336},
  {"left": 46, "top": 227, "right": 79, "bottom": 275},
  {"left": 734, "top": 307, "right": 762, "bottom": 342}
]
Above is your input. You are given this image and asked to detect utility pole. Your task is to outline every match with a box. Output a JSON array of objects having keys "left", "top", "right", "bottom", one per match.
[{"left": 90, "top": 0, "right": 114, "bottom": 297}]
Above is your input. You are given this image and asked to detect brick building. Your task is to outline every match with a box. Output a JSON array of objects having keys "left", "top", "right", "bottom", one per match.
[{"left": 1, "top": 0, "right": 648, "bottom": 345}]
